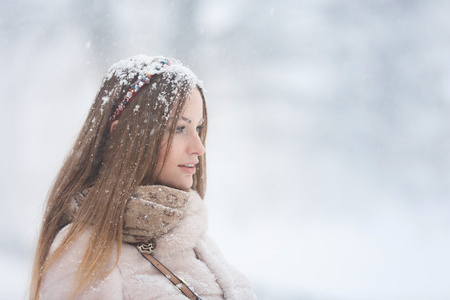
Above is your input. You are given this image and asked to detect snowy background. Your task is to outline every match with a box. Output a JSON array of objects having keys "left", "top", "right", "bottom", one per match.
[{"left": 1, "top": 0, "right": 450, "bottom": 299}]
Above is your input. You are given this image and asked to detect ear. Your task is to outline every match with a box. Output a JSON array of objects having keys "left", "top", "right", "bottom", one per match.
[{"left": 110, "top": 120, "right": 119, "bottom": 134}]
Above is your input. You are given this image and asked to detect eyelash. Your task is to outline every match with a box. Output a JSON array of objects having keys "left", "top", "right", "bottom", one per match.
[
  {"left": 175, "top": 126, "right": 185, "bottom": 133},
  {"left": 175, "top": 125, "right": 204, "bottom": 134}
]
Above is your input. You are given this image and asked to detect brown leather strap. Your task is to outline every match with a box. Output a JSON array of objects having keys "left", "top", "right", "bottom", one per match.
[{"left": 136, "top": 243, "right": 201, "bottom": 300}]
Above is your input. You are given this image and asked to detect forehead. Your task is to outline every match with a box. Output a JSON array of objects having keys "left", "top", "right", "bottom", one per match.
[{"left": 180, "top": 88, "right": 204, "bottom": 120}]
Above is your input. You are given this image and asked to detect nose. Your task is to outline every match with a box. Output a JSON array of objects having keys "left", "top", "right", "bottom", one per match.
[{"left": 189, "top": 133, "right": 206, "bottom": 156}]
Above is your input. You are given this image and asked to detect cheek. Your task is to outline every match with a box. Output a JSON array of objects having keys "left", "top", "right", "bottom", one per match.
[
  {"left": 155, "top": 133, "right": 185, "bottom": 174},
  {"left": 162, "top": 144, "right": 178, "bottom": 166}
]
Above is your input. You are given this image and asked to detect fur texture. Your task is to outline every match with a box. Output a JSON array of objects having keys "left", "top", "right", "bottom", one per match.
[{"left": 40, "top": 190, "right": 256, "bottom": 299}]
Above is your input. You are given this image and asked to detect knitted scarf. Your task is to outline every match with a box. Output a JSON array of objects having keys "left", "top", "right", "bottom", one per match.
[{"left": 62, "top": 185, "right": 192, "bottom": 243}]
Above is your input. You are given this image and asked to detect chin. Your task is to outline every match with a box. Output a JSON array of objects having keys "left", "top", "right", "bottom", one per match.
[
  {"left": 177, "top": 181, "right": 193, "bottom": 191},
  {"left": 156, "top": 176, "right": 193, "bottom": 191},
  {"left": 165, "top": 180, "right": 192, "bottom": 191}
]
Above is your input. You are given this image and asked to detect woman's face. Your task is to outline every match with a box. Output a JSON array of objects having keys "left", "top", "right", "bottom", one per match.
[{"left": 155, "top": 88, "right": 205, "bottom": 190}]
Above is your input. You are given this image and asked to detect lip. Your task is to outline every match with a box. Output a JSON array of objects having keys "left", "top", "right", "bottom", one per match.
[{"left": 178, "top": 162, "right": 198, "bottom": 175}]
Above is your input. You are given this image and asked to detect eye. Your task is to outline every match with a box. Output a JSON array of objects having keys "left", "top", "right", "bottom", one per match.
[
  {"left": 196, "top": 125, "right": 204, "bottom": 133},
  {"left": 175, "top": 126, "right": 185, "bottom": 133}
]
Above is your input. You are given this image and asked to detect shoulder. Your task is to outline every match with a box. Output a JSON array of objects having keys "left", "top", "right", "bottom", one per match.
[
  {"left": 41, "top": 226, "right": 188, "bottom": 300},
  {"left": 47, "top": 224, "right": 89, "bottom": 257},
  {"left": 40, "top": 225, "right": 123, "bottom": 300}
]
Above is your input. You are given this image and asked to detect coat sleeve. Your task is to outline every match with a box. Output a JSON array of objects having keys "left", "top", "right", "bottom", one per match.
[{"left": 40, "top": 226, "right": 123, "bottom": 300}]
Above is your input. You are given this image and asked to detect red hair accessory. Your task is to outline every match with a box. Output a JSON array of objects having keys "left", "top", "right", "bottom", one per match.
[{"left": 109, "top": 58, "right": 172, "bottom": 124}]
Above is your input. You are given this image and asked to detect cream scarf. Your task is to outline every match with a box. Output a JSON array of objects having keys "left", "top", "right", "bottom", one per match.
[{"left": 63, "top": 185, "right": 192, "bottom": 243}]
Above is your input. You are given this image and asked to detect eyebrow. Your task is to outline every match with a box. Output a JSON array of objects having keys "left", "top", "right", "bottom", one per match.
[
  {"left": 180, "top": 117, "right": 192, "bottom": 124},
  {"left": 179, "top": 117, "right": 204, "bottom": 125}
]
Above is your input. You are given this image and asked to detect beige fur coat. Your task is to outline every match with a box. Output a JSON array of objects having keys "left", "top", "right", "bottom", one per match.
[{"left": 40, "top": 188, "right": 256, "bottom": 299}]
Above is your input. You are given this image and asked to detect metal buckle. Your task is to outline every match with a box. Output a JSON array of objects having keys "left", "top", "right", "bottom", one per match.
[{"left": 137, "top": 242, "right": 156, "bottom": 254}]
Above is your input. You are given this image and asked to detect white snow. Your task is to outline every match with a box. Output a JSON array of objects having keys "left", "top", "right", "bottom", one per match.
[
  {"left": 100, "top": 96, "right": 110, "bottom": 114},
  {"left": 104, "top": 55, "right": 201, "bottom": 88}
]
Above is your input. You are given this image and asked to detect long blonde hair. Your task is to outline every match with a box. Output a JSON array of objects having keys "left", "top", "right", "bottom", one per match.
[{"left": 30, "top": 56, "right": 207, "bottom": 299}]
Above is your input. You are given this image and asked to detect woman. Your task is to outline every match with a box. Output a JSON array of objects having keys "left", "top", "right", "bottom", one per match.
[{"left": 30, "top": 55, "right": 256, "bottom": 299}]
